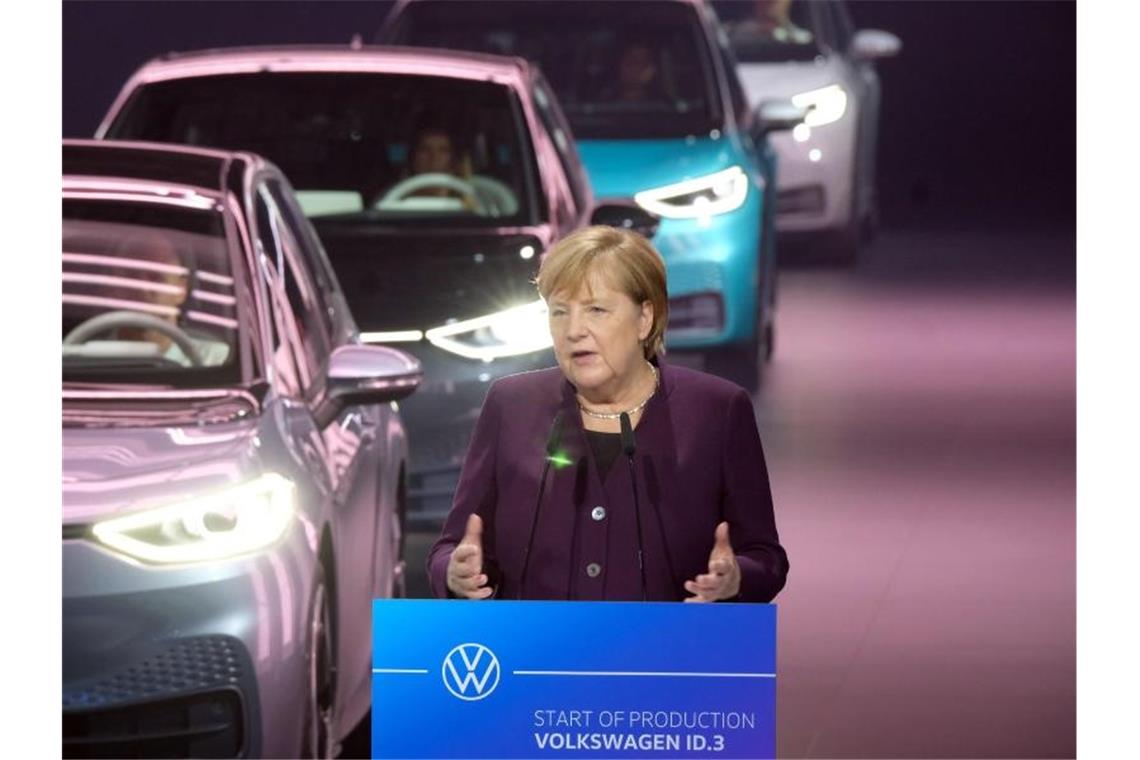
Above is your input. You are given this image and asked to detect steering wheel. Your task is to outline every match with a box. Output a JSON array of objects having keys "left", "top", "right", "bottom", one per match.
[
  {"left": 63, "top": 310, "right": 205, "bottom": 367},
  {"left": 470, "top": 176, "right": 519, "bottom": 217},
  {"left": 375, "top": 173, "right": 483, "bottom": 213}
]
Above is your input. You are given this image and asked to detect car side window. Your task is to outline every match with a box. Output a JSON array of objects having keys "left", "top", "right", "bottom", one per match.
[
  {"left": 266, "top": 178, "right": 341, "bottom": 336},
  {"left": 828, "top": 1, "right": 854, "bottom": 53},
  {"left": 254, "top": 193, "right": 305, "bottom": 397},
  {"left": 811, "top": 0, "right": 839, "bottom": 54},
  {"left": 714, "top": 25, "right": 751, "bottom": 120},
  {"left": 255, "top": 184, "right": 331, "bottom": 390},
  {"left": 532, "top": 78, "right": 589, "bottom": 216}
]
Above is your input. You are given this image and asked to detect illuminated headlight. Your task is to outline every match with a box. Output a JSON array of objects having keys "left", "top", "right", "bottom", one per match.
[
  {"left": 791, "top": 84, "right": 848, "bottom": 127},
  {"left": 91, "top": 473, "right": 295, "bottom": 564},
  {"left": 634, "top": 166, "right": 749, "bottom": 220},
  {"left": 425, "top": 300, "right": 552, "bottom": 361}
]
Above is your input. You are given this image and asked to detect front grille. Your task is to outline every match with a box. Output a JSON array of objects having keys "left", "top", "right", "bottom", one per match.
[
  {"left": 63, "top": 635, "right": 257, "bottom": 758},
  {"left": 668, "top": 292, "right": 724, "bottom": 332},
  {"left": 63, "top": 689, "right": 244, "bottom": 759},
  {"left": 64, "top": 636, "right": 245, "bottom": 711},
  {"left": 409, "top": 421, "right": 476, "bottom": 473},
  {"left": 778, "top": 185, "right": 826, "bottom": 215},
  {"left": 408, "top": 463, "right": 462, "bottom": 530}
]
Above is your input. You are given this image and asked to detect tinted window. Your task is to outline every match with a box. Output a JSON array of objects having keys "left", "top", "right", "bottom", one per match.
[
  {"left": 827, "top": 0, "right": 854, "bottom": 53},
  {"left": 62, "top": 199, "right": 241, "bottom": 386},
  {"left": 710, "top": 16, "right": 750, "bottom": 121},
  {"left": 387, "top": 0, "right": 722, "bottom": 140},
  {"left": 266, "top": 178, "right": 341, "bottom": 325},
  {"left": 713, "top": 0, "right": 823, "bottom": 63},
  {"left": 109, "top": 73, "right": 539, "bottom": 227},
  {"left": 532, "top": 79, "right": 589, "bottom": 214},
  {"left": 254, "top": 185, "right": 330, "bottom": 381}
]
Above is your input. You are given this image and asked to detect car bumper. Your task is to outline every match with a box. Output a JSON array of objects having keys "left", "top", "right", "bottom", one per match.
[
  {"left": 769, "top": 117, "right": 857, "bottom": 234},
  {"left": 62, "top": 522, "right": 316, "bottom": 758},
  {"left": 392, "top": 341, "right": 555, "bottom": 528},
  {"left": 652, "top": 187, "right": 764, "bottom": 350}
]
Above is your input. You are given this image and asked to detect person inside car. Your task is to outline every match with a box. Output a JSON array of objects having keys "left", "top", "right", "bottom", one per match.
[
  {"left": 410, "top": 124, "right": 469, "bottom": 180},
  {"left": 111, "top": 231, "right": 230, "bottom": 366},
  {"left": 609, "top": 41, "right": 663, "bottom": 103},
  {"left": 372, "top": 121, "right": 476, "bottom": 209},
  {"left": 746, "top": 0, "right": 813, "bottom": 45}
]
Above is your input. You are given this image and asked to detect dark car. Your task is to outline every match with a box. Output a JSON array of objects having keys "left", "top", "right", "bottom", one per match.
[
  {"left": 96, "top": 45, "right": 655, "bottom": 528},
  {"left": 62, "top": 139, "right": 421, "bottom": 758}
]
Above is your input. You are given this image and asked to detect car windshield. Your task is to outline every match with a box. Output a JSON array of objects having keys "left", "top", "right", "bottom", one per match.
[
  {"left": 62, "top": 198, "right": 241, "bottom": 386},
  {"left": 713, "top": 0, "right": 822, "bottom": 63},
  {"left": 107, "top": 73, "right": 538, "bottom": 225},
  {"left": 385, "top": 1, "right": 721, "bottom": 140}
]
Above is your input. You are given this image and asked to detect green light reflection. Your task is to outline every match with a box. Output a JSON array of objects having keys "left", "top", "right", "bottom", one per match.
[{"left": 546, "top": 450, "right": 574, "bottom": 469}]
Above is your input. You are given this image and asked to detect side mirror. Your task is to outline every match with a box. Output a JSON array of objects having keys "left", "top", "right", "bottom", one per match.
[
  {"left": 752, "top": 99, "right": 808, "bottom": 139},
  {"left": 314, "top": 344, "right": 422, "bottom": 427},
  {"left": 590, "top": 201, "right": 660, "bottom": 239},
  {"left": 850, "top": 29, "right": 902, "bottom": 61}
]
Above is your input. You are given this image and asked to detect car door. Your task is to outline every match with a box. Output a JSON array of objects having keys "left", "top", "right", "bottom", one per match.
[{"left": 254, "top": 175, "right": 384, "bottom": 708}]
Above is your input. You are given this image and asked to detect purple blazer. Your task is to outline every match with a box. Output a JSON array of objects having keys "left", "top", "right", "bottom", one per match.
[{"left": 427, "top": 360, "right": 789, "bottom": 602}]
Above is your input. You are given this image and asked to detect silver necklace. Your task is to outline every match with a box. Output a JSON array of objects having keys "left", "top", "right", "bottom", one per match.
[{"left": 578, "top": 363, "right": 659, "bottom": 420}]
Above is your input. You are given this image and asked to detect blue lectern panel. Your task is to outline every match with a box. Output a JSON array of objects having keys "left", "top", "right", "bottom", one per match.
[{"left": 372, "top": 600, "right": 776, "bottom": 759}]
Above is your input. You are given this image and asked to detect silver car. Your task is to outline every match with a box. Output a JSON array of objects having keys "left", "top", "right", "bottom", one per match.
[
  {"left": 714, "top": 0, "right": 901, "bottom": 263},
  {"left": 62, "top": 139, "right": 421, "bottom": 758}
]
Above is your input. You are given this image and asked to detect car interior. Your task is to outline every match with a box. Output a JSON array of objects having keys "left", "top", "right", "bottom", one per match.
[
  {"left": 385, "top": 0, "right": 719, "bottom": 138},
  {"left": 109, "top": 72, "right": 535, "bottom": 224},
  {"left": 62, "top": 206, "right": 239, "bottom": 380}
]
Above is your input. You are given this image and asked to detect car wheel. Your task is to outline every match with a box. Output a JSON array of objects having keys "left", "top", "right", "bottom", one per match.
[{"left": 300, "top": 566, "right": 336, "bottom": 759}]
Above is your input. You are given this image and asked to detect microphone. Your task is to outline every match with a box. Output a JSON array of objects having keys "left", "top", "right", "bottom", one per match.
[
  {"left": 620, "top": 412, "right": 648, "bottom": 601},
  {"left": 518, "top": 411, "right": 564, "bottom": 599}
]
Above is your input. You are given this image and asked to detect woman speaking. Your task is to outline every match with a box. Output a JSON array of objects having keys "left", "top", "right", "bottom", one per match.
[{"left": 428, "top": 226, "right": 788, "bottom": 602}]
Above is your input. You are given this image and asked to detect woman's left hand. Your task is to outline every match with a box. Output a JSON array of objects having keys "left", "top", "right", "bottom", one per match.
[{"left": 683, "top": 521, "right": 741, "bottom": 602}]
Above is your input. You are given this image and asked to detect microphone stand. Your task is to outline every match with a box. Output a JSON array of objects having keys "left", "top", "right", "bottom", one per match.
[
  {"left": 518, "top": 411, "right": 563, "bottom": 599},
  {"left": 620, "top": 412, "right": 648, "bottom": 601}
]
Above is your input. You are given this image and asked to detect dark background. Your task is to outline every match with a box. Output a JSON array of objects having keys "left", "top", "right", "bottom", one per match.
[{"left": 63, "top": 0, "right": 1075, "bottom": 230}]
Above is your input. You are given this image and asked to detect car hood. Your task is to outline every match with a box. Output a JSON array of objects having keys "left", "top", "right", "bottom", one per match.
[
  {"left": 736, "top": 58, "right": 844, "bottom": 101},
  {"left": 62, "top": 410, "right": 262, "bottom": 526},
  {"left": 576, "top": 136, "right": 740, "bottom": 200},
  {"left": 311, "top": 224, "right": 549, "bottom": 331}
]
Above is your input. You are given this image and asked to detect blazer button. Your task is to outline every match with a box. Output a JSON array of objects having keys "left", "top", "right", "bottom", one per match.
[
  {"left": 591, "top": 506, "right": 606, "bottom": 521},
  {"left": 586, "top": 562, "right": 602, "bottom": 578}
]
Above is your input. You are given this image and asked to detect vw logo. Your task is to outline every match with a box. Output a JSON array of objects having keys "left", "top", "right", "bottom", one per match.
[{"left": 442, "top": 643, "right": 501, "bottom": 701}]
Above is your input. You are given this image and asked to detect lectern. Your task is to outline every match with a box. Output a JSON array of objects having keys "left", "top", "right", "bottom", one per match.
[{"left": 371, "top": 600, "right": 776, "bottom": 759}]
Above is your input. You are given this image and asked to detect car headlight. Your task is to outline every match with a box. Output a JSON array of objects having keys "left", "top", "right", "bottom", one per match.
[
  {"left": 91, "top": 473, "right": 295, "bottom": 564},
  {"left": 424, "top": 300, "right": 552, "bottom": 361},
  {"left": 634, "top": 166, "right": 749, "bottom": 220},
  {"left": 791, "top": 84, "right": 848, "bottom": 127}
]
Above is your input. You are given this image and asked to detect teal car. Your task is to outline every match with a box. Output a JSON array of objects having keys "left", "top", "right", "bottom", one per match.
[{"left": 381, "top": 0, "right": 802, "bottom": 390}]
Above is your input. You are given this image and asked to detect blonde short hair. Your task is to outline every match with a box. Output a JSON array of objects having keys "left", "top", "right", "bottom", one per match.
[{"left": 535, "top": 225, "right": 668, "bottom": 359}]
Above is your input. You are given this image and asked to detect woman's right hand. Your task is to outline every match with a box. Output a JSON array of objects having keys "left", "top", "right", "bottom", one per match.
[{"left": 446, "top": 514, "right": 494, "bottom": 599}]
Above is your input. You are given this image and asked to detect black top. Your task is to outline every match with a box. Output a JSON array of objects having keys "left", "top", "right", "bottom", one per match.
[{"left": 585, "top": 429, "right": 624, "bottom": 480}]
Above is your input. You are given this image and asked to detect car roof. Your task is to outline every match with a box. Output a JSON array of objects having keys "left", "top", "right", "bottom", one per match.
[
  {"left": 122, "top": 44, "right": 534, "bottom": 88},
  {"left": 61, "top": 139, "right": 255, "bottom": 199},
  {"left": 390, "top": 0, "right": 703, "bottom": 10}
]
